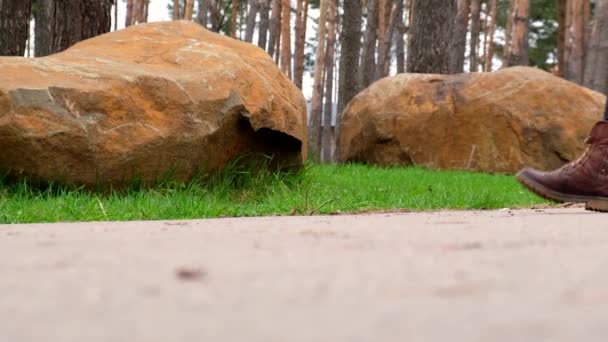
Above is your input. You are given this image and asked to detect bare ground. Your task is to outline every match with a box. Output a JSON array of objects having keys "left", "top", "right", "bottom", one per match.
[{"left": 2, "top": 208, "right": 608, "bottom": 341}]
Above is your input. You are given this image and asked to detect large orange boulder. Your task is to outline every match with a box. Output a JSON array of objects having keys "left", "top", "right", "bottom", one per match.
[
  {"left": 339, "top": 67, "right": 605, "bottom": 173},
  {"left": 0, "top": 21, "right": 306, "bottom": 187}
]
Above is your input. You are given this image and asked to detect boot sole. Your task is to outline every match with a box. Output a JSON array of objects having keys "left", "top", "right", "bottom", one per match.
[
  {"left": 516, "top": 171, "right": 608, "bottom": 212},
  {"left": 585, "top": 200, "right": 608, "bottom": 212}
]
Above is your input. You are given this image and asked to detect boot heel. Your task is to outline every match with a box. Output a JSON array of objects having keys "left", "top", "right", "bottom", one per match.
[{"left": 586, "top": 199, "right": 608, "bottom": 212}]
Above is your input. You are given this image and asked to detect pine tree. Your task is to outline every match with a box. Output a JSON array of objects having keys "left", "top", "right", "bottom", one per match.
[
  {"left": 583, "top": 0, "right": 608, "bottom": 93},
  {"left": 378, "top": 0, "right": 388, "bottom": 62},
  {"left": 309, "top": 0, "right": 329, "bottom": 155},
  {"left": 565, "top": 0, "right": 589, "bottom": 84},
  {"left": 449, "top": 0, "right": 470, "bottom": 73},
  {"left": 231, "top": 0, "right": 239, "bottom": 37},
  {"left": 293, "top": 0, "right": 310, "bottom": 89},
  {"left": 143, "top": 0, "right": 149, "bottom": 22},
  {"left": 395, "top": 0, "right": 406, "bottom": 74},
  {"left": 185, "top": 0, "right": 195, "bottom": 20},
  {"left": 245, "top": 0, "right": 258, "bottom": 42},
  {"left": 337, "top": 0, "right": 362, "bottom": 115},
  {"left": 376, "top": 0, "right": 403, "bottom": 80},
  {"left": 280, "top": 0, "right": 292, "bottom": 77},
  {"left": 134, "top": 0, "right": 147, "bottom": 24},
  {"left": 268, "top": 0, "right": 280, "bottom": 57},
  {"left": 502, "top": 0, "right": 514, "bottom": 65},
  {"left": 0, "top": 0, "right": 32, "bottom": 56},
  {"left": 469, "top": 0, "right": 481, "bottom": 72},
  {"left": 257, "top": 0, "right": 270, "bottom": 49},
  {"left": 273, "top": 3, "right": 281, "bottom": 64},
  {"left": 359, "top": 0, "right": 378, "bottom": 89},
  {"left": 484, "top": 0, "right": 497, "bottom": 72},
  {"left": 209, "top": 0, "right": 223, "bottom": 31},
  {"left": 504, "top": 0, "right": 529, "bottom": 67},
  {"left": 196, "top": 0, "right": 210, "bottom": 27},
  {"left": 407, "top": 0, "right": 456, "bottom": 74},
  {"left": 114, "top": 0, "right": 118, "bottom": 31},
  {"left": 35, "top": 0, "right": 112, "bottom": 57},
  {"left": 481, "top": 2, "right": 489, "bottom": 70},
  {"left": 322, "top": 0, "right": 338, "bottom": 162},
  {"left": 557, "top": 0, "right": 566, "bottom": 76},
  {"left": 173, "top": 0, "right": 180, "bottom": 19},
  {"left": 126, "top": 0, "right": 135, "bottom": 26}
]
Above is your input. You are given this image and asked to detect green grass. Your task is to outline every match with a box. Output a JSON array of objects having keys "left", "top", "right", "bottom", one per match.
[{"left": 0, "top": 163, "right": 549, "bottom": 224}]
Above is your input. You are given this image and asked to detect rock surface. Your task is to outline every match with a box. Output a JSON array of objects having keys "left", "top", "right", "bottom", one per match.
[
  {"left": 0, "top": 20, "right": 307, "bottom": 187},
  {"left": 339, "top": 67, "right": 605, "bottom": 173}
]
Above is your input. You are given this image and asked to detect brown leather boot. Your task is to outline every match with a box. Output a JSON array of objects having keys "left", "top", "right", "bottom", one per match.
[{"left": 516, "top": 121, "right": 608, "bottom": 212}]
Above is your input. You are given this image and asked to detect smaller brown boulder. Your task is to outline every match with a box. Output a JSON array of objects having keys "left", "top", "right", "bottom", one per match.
[{"left": 339, "top": 67, "right": 605, "bottom": 173}]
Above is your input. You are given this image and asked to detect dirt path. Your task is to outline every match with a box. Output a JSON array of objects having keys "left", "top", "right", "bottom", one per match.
[{"left": 2, "top": 208, "right": 608, "bottom": 341}]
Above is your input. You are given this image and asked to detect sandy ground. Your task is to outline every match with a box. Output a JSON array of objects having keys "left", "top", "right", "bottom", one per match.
[{"left": 2, "top": 208, "right": 608, "bottom": 341}]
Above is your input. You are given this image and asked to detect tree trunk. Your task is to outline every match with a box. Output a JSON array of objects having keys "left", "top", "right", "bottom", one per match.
[
  {"left": 197, "top": 0, "right": 209, "bottom": 27},
  {"left": 173, "top": 0, "right": 180, "bottom": 20},
  {"left": 209, "top": 0, "right": 222, "bottom": 31},
  {"left": 381, "top": 0, "right": 397, "bottom": 76},
  {"left": 564, "top": 0, "right": 573, "bottom": 69},
  {"left": 134, "top": 0, "right": 140, "bottom": 24},
  {"left": 136, "top": 0, "right": 146, "bottom": 23},
  {"left": 469, "top": 0, "right": 481, "bottom": 72},
  {"left": 583, "top": 0, "right": 608, "bottom": 93},
  {"left": 338, "top": 0, "right": 362, "bottom": 115},
  {"left": 407, "top": 0, "right": 456, "bottom": 74},
  {"left": 405, "top": 0, "right": 414, "bottom": 67},
  {"left": 26, "top": 27, "right": 31, "bottom": 57},
  {"left": 0, "top": 0, "right": 32, "bottom": 56},
  {"left": 557, "top": 0, "right": 566, "bottom": 76},
  {"left": 185, "top": 0, "right": 195, "bottom": 20},
  {"left": 484, "top": 0, "right": 497, "bottom": 71},
  {"left": 323, "top": 0, "right": 338, "bottom": 162},
  {"left": 274, "top": 3, "right": 282, "bottom": 64},
  {"left": 244, "top": 0, "right": 258, "bottom": 42},
  {"left": 481, "top": 3, "right": 489, "bottom": 70},
  {"left": 503, "top": 0, "right": 515, "bottom": 65},
  {"left": 35, "top": 0, "right": 112, "bottom": 57},
  {"left": 293, "top": 0, "right": 310, "bottom": 89},
  {"left": 294, "top": 0, "right": 304, "bottom": 65},
  {"left": 126, "top": 0, "right": 135, "bottom": 26},
  {"left": 378, "top": 0, "right": 388, "bottom": 58},
  {"left": 292, "top": 0, "right": 302, "bottom": 85},
  {"left": 504, "top": 0, "right": 529, "bottom": 67},
  {"left": 359, "top": 0, "right": 378, "bottom": 89},
  {"left": 231, "top": 0, "right": 239, "bottom": 37},
  {"left": 280, "top": 0, "right": 291, "bottom": 77},
  {"left": 408, "top": 0, "right": 414, "bottom": 29},
  {"left": 257, "top": 0, "right": 270, "bottom": 50},
  {"left": 396, "top": 0, "right": 406, "bottom": 74},
  {"left": 133, "top": 0, "right": 140, "bottom": 24},
  {"left": 310, "top": 0, "right": 329, "bottom": 155},
  {"left": 114, "top": 0, "right": 119, "bottom": 31},
  {"left": 376, "top": 0, "right": 403, "bottom": 80},
  {"left": 566, "top": 0, "right": 586, "bottom": 84},
  {"left": 584, "top": 0, "right": 591, "bottom": 43},
  {"left": 449, "top": 0, "right": 470, "bottom": 73},
  {"left": 143, "top": 0, "right": 149, "bottom": 22},
  {"left": 268, "top": 0, "right": 280, "bottom": 57},
  {"left": 337, "top": 0, "right": 362, "bottom": 160}
]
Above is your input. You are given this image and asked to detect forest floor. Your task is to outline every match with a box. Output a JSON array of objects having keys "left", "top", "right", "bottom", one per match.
[
  {"left": 0, "top": 163, "right": 549, "bottom": 224},
  {"left": 2, "top": 207, "right": 607, "bottom": 341}
]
